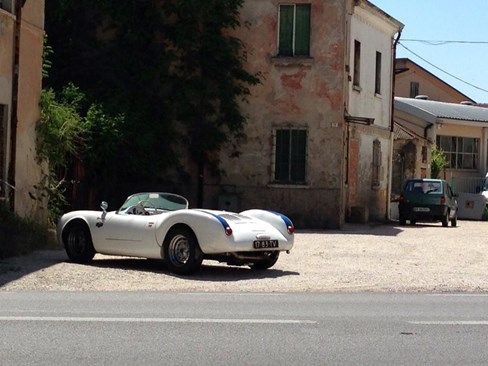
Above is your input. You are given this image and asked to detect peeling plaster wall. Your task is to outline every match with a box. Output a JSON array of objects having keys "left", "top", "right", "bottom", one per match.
[
  {"left": 14, "top": 0, "right": 46, "bottom": 221},
  {"left": 207, "top": 0, "right": 348, "bottom": 229},
  {"left": 0, "top": 10, "right": 14, "bottom": 198}
]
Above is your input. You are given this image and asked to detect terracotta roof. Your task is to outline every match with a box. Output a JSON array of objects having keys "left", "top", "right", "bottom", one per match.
[{"left": 395, "top": 97, "right": 488, "bottom": 123}]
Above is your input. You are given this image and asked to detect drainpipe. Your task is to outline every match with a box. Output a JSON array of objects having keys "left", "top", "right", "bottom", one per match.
[
  {"left": 8, "top": 0, "right": 25, "bottom": 211},
  {"left": 386, "top": 30, "right": 401, "bottom": 220},
  {"left": 391, "top": 30, "right": 401, "bottom": 132}
]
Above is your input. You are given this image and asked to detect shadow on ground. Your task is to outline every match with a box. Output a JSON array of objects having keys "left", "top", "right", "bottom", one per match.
[
  {"left": 0, "top": 249, "right": 66, "bottom": 288},
  {"left": 90, "top": 257, "right": 300, "bottom": 282}
]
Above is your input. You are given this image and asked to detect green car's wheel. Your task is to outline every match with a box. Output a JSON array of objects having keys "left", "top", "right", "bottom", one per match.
[
  {"left": 441, "top": 211, "right": 449, "bottom": 227},
  {"left": 399, "top": 215, "right": 406, "bottom": 226}
]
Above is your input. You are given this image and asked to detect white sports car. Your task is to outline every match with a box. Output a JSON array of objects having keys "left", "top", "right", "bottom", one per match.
[{"left": 57, "top": 192, "right": 295, "bottom": 275}]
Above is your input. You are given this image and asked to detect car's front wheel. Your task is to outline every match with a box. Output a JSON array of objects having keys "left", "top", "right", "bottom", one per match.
[
  {"left": 64, "top": 222, "right": 95, "bottom": 264},
  {"left": 164, "top": 227, "right": 203, "bottom": 275},
  {"left": 249, "top": 252, "right": 280, "bottom": 270}
]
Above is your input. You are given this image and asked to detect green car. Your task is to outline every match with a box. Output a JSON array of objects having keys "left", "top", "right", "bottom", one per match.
[{"left": 398, "top": 178, "right": 458, "bottom": 227}]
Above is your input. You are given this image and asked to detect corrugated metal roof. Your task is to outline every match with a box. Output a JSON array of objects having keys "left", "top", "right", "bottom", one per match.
[
  {"left": 395, "top": 97, "right": 488, "bottom": 123},
  {"left": 393, "top": 122, "right": 428, "bottom": 141}
]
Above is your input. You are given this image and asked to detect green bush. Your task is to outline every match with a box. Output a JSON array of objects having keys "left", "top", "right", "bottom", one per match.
[
  {"left": 0, "top": 202, "right": 58, "bottom": 259},
  {"left": 431, "top": 145, "right": 448, "bottom": 179}
]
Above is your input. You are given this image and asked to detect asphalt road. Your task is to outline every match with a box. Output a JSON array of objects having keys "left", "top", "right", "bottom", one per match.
[{"left": 2, "top": 292, "right": 488, "bottom": 365}]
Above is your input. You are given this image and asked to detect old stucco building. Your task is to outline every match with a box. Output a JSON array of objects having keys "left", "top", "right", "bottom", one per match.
[
  {"left": 203, "top": 0, "right": 403, "bottom": 228},
  {"left": 0, "top": 0, "right": 45, "bottom": 220}
]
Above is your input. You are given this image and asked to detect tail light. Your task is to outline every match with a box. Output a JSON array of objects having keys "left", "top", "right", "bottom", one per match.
[
  {"left": 399, "top": 195, "right": 405, "bottom": 203},
  {"left": 440, "top": 196, "right": 446, "bottom": 204},
  {"left": 225, "top": 226, "right": 233, "bottom": 236},
  {"left": 287, "top": 225, "right": 295, "bottom": 234}
]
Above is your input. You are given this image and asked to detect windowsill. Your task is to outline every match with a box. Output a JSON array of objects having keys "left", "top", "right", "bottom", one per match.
[
  {"left": 267, "top": 183, "right": 310, "bottom": 189},
  {"left": 375, "top": 93, "right": 383, "bottom": 99},
  {"left": 271, "top": 56, "right": 314, "bottom": 67},
  {"left": 0, "top": 8, "right": 14, "bottom": 17},
  {"left": 352, "top": 84, "right": 362, "bottom": 92}
]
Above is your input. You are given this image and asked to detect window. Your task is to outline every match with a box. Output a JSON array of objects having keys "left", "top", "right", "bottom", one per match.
[
  {"left": 410, "top": 82, "right": 419, "bottom": 98},
  {"left": 437, "top": 136, "right": 479, "bottom": 170},
  {"left": 0, "top": 0, "right": 13, "bottom": 12},
  {"left": 278, "top": 4, "right": 311, "bottom": 57},
  {"left": 372, "top": 139, "right": 381, "bottom": 188},
  {"left": 0, "top": 105, "right": 6, "bottom": 197},
  {"left": 375, "top": 51, "right": 382, "bottom": 95},
  {"left": 274, "top": 128, "right": 307, "bottom": 184},
  {"left": 353, "top": 40, "right": 361, "bottom": 88}
]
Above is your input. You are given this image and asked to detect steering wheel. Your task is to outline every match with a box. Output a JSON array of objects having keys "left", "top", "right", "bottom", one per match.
[{"left": 138, "top": 200, "right": 157, "bottom": 215}]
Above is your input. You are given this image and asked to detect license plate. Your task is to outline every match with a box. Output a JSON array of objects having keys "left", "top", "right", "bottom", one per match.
[
  {"left": 253, "top": 240, "right": 279, "bottom": 249},
  {"left": 413, "top": 207, "right": 430, "bottom": 212}
]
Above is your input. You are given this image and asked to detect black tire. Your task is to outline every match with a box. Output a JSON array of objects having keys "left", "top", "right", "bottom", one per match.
[
  {"left": 164, "top": 227, "right": 203, "bottom": 275},
  {"left": 441, "top": 211, "right": 449, "bottom": 227},
  {"left": 399, "top": 215, "right": 406, "bottom": 226},
  {"left": 249, "top": 252, "right": 280, "bottom": 270},
  {"left": 64, "top": 222, "right": 95, "bottom": 264},
  {"left": 451, "top": 212, "right": 457, "bottom": 227},
  {"left": 410, "top": 219, "right": 416, "bottom": 225}
]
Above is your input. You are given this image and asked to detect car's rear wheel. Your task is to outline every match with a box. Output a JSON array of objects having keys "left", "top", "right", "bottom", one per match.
[
  {"left": 441, "top": 211, "right": 449, "bottom": 227},
  {"left": 249, "top": 252, "right": 280, "bottom": 270},
  {"left": 64, "top": 222, "right": 95, "bottom": 264},
  {"left": 399, "top": 215, "right": 406, "bottom": 226},
  {"left": 164, "top": 227, "right": 203, "bottom": 275}
]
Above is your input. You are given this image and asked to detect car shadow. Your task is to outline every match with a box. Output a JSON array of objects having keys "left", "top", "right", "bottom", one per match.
[
  {"left": 89, "top": 257, "right": 300, "bottom": 281},
  {"left": 301, "top": 222, "right": 404, "bottom": 236}
]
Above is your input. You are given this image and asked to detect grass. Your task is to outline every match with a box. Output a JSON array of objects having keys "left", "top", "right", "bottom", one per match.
[{"left": 0, "top": 202, "right": 58, "bottom": 260}]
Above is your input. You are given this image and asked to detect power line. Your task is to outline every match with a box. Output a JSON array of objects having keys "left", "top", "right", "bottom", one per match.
[
  {"left": 398, "top": 42, "right": 488, "bottom": 94},
  {"left": 401, "top": 39, "right": 488, "bottom": 46}
]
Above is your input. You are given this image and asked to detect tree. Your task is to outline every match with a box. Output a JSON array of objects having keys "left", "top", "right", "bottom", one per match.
[
  {"left": 44, "top": 0, "right": 260, "bottom": 207},
  {"left": 431, "top": 145, "right": 448, "bottom": 179}
]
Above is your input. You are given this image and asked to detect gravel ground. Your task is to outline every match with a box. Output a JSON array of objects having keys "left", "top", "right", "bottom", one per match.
[{"left": 1, "top": 220, "right": 487, "bottom": 292}]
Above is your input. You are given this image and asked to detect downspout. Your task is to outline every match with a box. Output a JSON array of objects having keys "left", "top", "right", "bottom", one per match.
[
  {"left": 390, "top": 30, "right": 401, "bottom": 132},
  {"left": 386, "top": 30, "right": 401, "bottom": 220},
  {"left": 8, "top": 0, "right": 25, "bottom": 211}
]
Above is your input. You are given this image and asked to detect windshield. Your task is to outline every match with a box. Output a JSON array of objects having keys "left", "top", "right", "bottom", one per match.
[
  {"left": 404, "top": 181, "right": 443, "bottom": 194},
  {"left": 118, "top": 193, "right": 188, "bottom": 212}
]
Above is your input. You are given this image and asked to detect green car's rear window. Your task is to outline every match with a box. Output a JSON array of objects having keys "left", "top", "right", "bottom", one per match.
[{"left": 404, "top": 181, "right": 443, "bottom": 194}]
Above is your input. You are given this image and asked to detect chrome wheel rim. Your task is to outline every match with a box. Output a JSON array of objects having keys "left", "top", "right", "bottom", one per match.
[{"left": 168, "top": 234, "right": 190, "bottom": 266}]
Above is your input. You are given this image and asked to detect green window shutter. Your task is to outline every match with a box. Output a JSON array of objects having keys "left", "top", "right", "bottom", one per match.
[
  {"left": 279, "top": 5, "right": 294, "bottom": 56},
  {"left": 294, "top": 4, "right": 311, "bottom": 56},
  {"left": 290, "top": 129, "right": 306, "bottom": 182},
  {"left": 275, "top": 130, "right": 291, "bottom": 181}
]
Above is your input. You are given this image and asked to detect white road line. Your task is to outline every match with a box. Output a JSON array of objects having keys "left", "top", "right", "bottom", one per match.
[
  {"left": 427, "top": 294, "right": 488, "bottom": 297},
  {"left": 408, "top": 321, "right": 488, "bottom": 325},
  {"left": 0, "top": 316, "right": 316, "bottom": 324}
]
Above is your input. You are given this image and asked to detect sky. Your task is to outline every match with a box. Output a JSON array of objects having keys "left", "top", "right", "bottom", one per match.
[{"left": 369, "top": 0, "right": 488, "bottom": 103}]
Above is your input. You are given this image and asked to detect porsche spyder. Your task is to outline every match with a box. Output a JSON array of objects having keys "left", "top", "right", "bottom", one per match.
[{"left": 56, "top": 192, "right": 295, "bottom": 275}]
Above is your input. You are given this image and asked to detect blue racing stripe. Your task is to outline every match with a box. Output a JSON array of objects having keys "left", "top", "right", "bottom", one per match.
[
  {"left": 197, "top": 210, "right": 231, "bottom": 231},
  {"left": 269, "top": 211, "right": 294, "bottom": 227}
]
